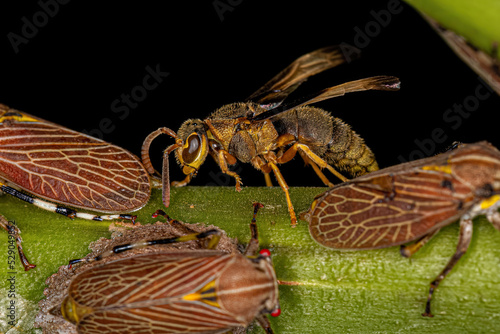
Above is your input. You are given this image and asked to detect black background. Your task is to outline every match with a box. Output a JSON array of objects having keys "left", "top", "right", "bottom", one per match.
[{"left": 1, "top": 1, "right": 498, "bottom": 187}]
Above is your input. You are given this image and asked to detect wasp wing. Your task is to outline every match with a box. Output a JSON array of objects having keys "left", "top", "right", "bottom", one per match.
[
  {"left": 307, "top": 160, "right": 475, "bottom": 250},
  {"left": 70, "top": 252, "right": 243, "bottom": 333},
  {"left": 246, "top": 45, "right": 360, "bottom": 108},
  {"left": 0, "top": 105, "right": 150, "bottom": 213},
  {"left": 249, "top": 75, "right": 400, "bottom": 122}
]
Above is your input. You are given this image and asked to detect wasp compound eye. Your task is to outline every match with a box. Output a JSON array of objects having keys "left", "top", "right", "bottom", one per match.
[
  {"left": 180, "top": 132, "right": 209, "bottom": 173},
  {"left": 182, "top": 133, "right": 202, "bottom": 164},
  {"left": 184, "top": 134, "right": 200, "bottom": 159}
]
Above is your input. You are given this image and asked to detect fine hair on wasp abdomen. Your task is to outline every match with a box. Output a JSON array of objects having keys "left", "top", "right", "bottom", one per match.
[{"left": 271, "top": 106, "right": 378, "bottom": 177}]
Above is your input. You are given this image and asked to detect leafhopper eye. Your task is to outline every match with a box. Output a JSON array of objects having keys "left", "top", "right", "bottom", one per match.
[
  {"left": 259, "top": 248, "right": 271, "bottom": 257},
  {"left": 270, "top": 307, "right": 281, "bottom": 317}
]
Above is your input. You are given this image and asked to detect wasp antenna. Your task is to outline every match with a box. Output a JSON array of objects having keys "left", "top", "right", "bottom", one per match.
[
  {"left": 162, "top": 143, "right": 182, "bottom": 208},
  {"left": 162, "top": 146, "right": 171, "bottom": 207},
  {"left": 141, "top": 127, "right": 178, "bottom": 176}
]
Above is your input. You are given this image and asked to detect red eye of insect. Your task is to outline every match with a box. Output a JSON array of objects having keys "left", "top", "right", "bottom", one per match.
[
  {"left": 271, "top": 307, "right": 281, "bottom": 317},
  {"left": 259, "top": 249, "right": 271, "bottom": 257}
]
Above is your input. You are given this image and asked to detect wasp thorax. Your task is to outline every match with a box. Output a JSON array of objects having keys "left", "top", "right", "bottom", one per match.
[{"left": 210, "top": 101, "right": 265, "bottom": 120}]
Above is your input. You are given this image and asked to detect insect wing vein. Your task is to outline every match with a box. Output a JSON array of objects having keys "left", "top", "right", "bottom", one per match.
[
  {"left": 0, "top": 110, "right": 150, "bottom": 212},
  {"left": 70, "top": 252, "right": 242, "bottom": 333},
  {"left": 309, "top": 168, "right": 474, "bottom": 249}
]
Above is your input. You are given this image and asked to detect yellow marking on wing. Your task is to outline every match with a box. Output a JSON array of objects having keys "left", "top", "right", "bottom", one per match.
[
  {"left": 182, "top": 292, "right": 202, "bottom": 301},
  {"left": 0, "top": 112, "right": 39, "bottom": 123},
  {"left": 481, "top": 195, "right": 500, "bottom": 210},
  {"left": 182, "top": 280, "right": 220, "bottom": 308},
  {"left": 422, "top": 165, "right": 452, "bottom": 174}
]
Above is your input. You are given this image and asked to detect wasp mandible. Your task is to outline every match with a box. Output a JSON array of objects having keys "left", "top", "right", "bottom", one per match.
[{"left": 142, "top": 45, "right": 400, "bottom": 225}]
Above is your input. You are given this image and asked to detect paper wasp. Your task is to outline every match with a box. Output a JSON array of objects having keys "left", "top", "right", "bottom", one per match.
[{"left": 142, "top": 45, "right": 400, "bottom": 224}]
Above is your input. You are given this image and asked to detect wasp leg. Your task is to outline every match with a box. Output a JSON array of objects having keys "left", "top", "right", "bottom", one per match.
[
  {"left": 296, "top": 143, "right": 348, "bottom": 182},
  {"left": 171, "top": 173, "right": 193, "bottom": 188},
  {"left": 423, "top": 217, "right": 473, "bottom": 317},
  {"left": 400, "top": 229, "right": 441, "bottom": 258},
  {"left": 264, "top": 173, "right": 273, "bottom": 187},
  {"left": 268, "top": 162, "right": 297, "bottom": 226},
  {"left": 274, "top": 134, "right": 296, "bottom": 148},
  {"left": 299, "top": 152, "right": 335, "bottom": 187},
  {"left": 275, "top": 141, "right": 298, "bottom": 164},
  {"left": 1, "top": 215, "right": 36, "bottom": 271},
  {"left": 213, "top": 149, "right": 243, "bottom": 191},
  {"left": 273, "top": 139, "right": 335, "bottom": 186},
  {"left": 252, "top": 156, "right": 272, "bottom": 173},
  {"left": 253, "top": 154, "right": 297, "bottom": 225},
  {"left": 279, "top": 142, "right": 348, "bottom": 183},
  {"left": 252, "top": 157, "right": 274, "bottom": 187}
]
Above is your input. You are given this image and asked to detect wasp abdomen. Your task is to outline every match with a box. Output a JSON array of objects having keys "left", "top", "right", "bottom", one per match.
[
  {"left": 326, "top": 117, "right": 378, "bottom": 177},
  {"left": 272, "top": 106, "right": 378, "bottom": 177}
]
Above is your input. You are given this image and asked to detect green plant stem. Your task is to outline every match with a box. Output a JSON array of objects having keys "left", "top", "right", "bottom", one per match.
[
  {"left": 1, "top": 187, "right": 500, "bottom": 333},
  {"left": 404, "top": 0, "right": 500, "bottom": 59}
]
